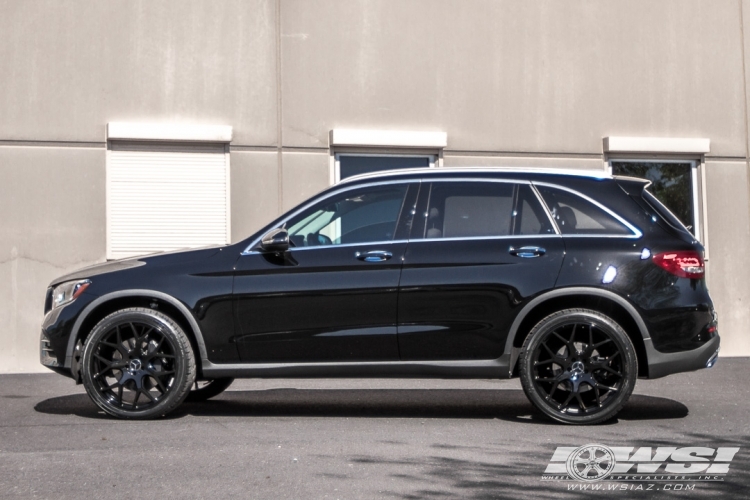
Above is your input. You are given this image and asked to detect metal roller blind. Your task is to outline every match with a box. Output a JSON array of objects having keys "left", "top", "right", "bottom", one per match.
[{"left": 108, "top": 141, "right": 230, "bottom": 259}]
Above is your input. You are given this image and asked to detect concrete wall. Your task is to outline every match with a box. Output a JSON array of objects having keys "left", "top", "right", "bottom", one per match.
[{"left": 1, "top": 0, "right": 749, "bottom": 372}]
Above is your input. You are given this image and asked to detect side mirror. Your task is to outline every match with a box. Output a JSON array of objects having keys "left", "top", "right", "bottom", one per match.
[{"left": 260, "top": 228, "right": 290, "bottom": 253}]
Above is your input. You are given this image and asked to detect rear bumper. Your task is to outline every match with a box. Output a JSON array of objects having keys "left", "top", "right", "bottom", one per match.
[{"left": 645, "top": 334, "right": 720, "bottom": 379}]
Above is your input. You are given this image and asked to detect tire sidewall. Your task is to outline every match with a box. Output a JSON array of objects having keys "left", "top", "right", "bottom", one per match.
[
  {"left": 81, "top": 308, "right": 195, "bottom": 419},
  {"left": 520, "top": 309, "right": 637, "bottom": 425}
]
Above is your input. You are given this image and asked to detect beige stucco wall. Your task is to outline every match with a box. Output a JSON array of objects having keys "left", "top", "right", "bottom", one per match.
[
  {"left": 281, "top": 0, "right": 745, "bottom": 156},
  {"left": 0, "top": 0, "right": 278, "bottom": 145},
  {"left": 704, "top": 161, "right": 750, "bottom": 357},
  {"left": 1, "top": 0, "right": 749, "bottom": 372},
  {"left": 0, "top": 146, "right": 106, "bottom": 372}
]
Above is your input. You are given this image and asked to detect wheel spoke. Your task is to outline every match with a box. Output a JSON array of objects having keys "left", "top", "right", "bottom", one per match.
[
  {"left": 593, "top": 338, "right": 612, "bottom": 349},
  {"left": 93, "top": 353, "right": 112, "bottom": 367},
  {"left": 152, "top": 370, "right": 175, "bottom": 379},
  {"left": 116, "top": 325, "right": 124, "bottom": 351},
  {"left": 548, "top": 383, "right": 558, "bottom": 399},
  {"left": 575, "top": 392, "right": 587, "bottom": 411},
  {"left": 593, "top": 384, "right": 601, "bottom": 406},
  {"left": 597, "top": 365, "right": 622, "bottom": 377},
  {"left": 141, "top": 326, "right": 154, "bottom": 341},
  {"left": 141, "top": 389, "right": 156, "bottom": 403},
  {"left": 551, "top": 331, "right": 568, "bottom": 345},
  {"left": 541, "top": 342, "right": 562, "bottom": 360},
  {"left": 596, "top": 382, "right": 619, "bottom": 392},
  {"left": 560, "top": 390, "right": 575, "bottom": 409},
  {"left": 117, "top": 384, "right": 124, "bottom": 404},
  {"left": 152, "top": 376, "right": 167, "bottom": 394},
  {"left": 132, "top": 389, "right": 140, "bottom": 407}
]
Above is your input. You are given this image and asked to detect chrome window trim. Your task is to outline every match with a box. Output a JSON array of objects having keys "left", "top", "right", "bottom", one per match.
[
  {"left": 242, "top": 176, "right": 642, "bottom": 255},
  {"left": 242, "top": 239, "right": 409, "bottom": 255},
  {"left": 241, "top": 179, "right": 418, "bottom": 255},
  {"left": 408, "top": 234, "right": 563, "bottom": 244},
  {"left": 421, "top": 177, "right": 529, "bottom": 185},
  {"left": 532, "top": 181, "right": 643, "bottom": 239}
]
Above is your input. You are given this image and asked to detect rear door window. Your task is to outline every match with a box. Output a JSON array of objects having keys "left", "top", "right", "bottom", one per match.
[{"left": 515, "top": 184, "right": 556, "bottom": 235}]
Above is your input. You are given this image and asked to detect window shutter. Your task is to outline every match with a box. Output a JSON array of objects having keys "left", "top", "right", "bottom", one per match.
[{"left": 108, "top": 141, "right": 230, "bottom": 259}]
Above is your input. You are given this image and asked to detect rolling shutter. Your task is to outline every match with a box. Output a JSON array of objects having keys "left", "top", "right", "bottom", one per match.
[{"left": 107, "top": 141, "right": 230, "bottom": 259}]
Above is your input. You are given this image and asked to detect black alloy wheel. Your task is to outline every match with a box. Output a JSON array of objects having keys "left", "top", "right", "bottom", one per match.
[
  {"left": 519, "top": 309, "right": 637, "bottom": 425},
  {"left": 186, "top": 378, "right": 235, "bottom": 402},
  {"left": 81, "top": 307, "right": 195, "bottom": 419}
]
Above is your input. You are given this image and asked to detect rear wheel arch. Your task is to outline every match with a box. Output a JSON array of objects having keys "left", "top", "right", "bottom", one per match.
[
  {"left": 507, "top": 288, "right": 650, "bottom": 378},
  {"left": 67, "top": 291, "right": 208, "bottom": 380}
]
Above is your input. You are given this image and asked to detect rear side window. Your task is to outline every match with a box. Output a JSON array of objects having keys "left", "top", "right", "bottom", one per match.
[
  {"left": 641, "top": 189, "right": 693, "bottom": 236},
  {"left": 536, "top": 185, "right": 635, "bottom": 236}
]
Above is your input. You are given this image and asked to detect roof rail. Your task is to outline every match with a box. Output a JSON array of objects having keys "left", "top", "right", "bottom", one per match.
[{"left": 340, "top": 166, "right": 612, "bottom": 183}]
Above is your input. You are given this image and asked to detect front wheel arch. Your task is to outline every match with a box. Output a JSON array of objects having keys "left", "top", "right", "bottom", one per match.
[{"left": 68, "top": 291, "right": 207, "bottom": 381}]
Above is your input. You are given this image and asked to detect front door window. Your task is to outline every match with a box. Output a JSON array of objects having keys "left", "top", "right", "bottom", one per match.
[{"left": 286, "top": 184, "right": 411, "bottom": 247}]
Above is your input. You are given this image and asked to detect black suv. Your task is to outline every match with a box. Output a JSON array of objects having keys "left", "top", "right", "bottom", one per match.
[{"left": 41, "top": 168, "right": 719, "bottom": 424}]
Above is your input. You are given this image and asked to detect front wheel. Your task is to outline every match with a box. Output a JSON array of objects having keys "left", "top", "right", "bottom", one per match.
[
  {"left": 81, "top": 307, "right": 196, "bottom": 419},
  {"left": 519, "top": 308, "right": 637, "bottom": 425}
]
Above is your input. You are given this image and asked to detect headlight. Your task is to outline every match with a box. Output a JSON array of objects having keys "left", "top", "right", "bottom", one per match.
[{"left": 51, "top": 279, "right": 91, "bottom": 310}]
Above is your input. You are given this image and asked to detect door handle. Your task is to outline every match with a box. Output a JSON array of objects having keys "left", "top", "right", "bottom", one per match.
[
  {"left": 509, "top": 246, "right": 546, "bottom": 258},
  {"left": 355, "top": 250, "right": 393, "bottom": 262}
]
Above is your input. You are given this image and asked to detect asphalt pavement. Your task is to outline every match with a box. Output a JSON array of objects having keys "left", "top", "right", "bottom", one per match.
[{"left": 0, "top": 359, "right": 748, "bottom": 499}]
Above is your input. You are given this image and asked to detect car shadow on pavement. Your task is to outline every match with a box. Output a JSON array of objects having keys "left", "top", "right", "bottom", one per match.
[{"left": 34, "top": 388, "right": 687, "bottom": 424}]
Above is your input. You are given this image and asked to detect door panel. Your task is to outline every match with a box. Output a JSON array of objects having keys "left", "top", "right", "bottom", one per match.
[
  {"left": 234, "top": 243, "right": 406, "bottom": 362},
  {"left": 233, "top": 182, "right": 418, "bottom": 363},
  {"left": 397, "top": 181, "right": 564, "bottom": 360}
]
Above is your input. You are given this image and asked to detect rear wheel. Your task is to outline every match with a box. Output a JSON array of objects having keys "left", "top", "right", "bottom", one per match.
[
  {"left": 81, "top": 307, "right": 196, "bottom": 419},
  {"left": 186, "top": 378, "right": 234, "bottom": 402},
  {"left": 519, "top": 308, "right": 637, "bottom": 425}
]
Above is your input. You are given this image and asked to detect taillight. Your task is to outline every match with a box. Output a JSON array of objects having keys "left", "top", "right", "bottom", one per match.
[{"left": 653, "top": 251, "right": 705, "bottom": 279}]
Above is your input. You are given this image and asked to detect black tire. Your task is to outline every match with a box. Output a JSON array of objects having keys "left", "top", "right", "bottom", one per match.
[
  {"left": 519, "top": 308, "right": 637, "bottom": 425},
  {"left": 81, "top": 307, "right": 196, "bottom": 419},
  {"left": 186, "top": 378, "right": 234, "bottom": 402}
]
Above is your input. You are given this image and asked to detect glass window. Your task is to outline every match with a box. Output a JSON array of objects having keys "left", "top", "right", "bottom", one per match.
[
  {"left": 515, "top": 185, "right": 556, "bottom": 235},
  {"left": 610, "top": 161, "right": 696, "bottom": 235},
  {"left": 338, "top": 155, "right": 431, "bottom": 181},
  {"left": 536, "top": 185, "right": 633, "bottom": 236},
  {"left": 423, "top": 182, "right": 515, "bottom": 239},
  {"left": 286, "top": 184, "right": 409, "bottom": 247}
]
